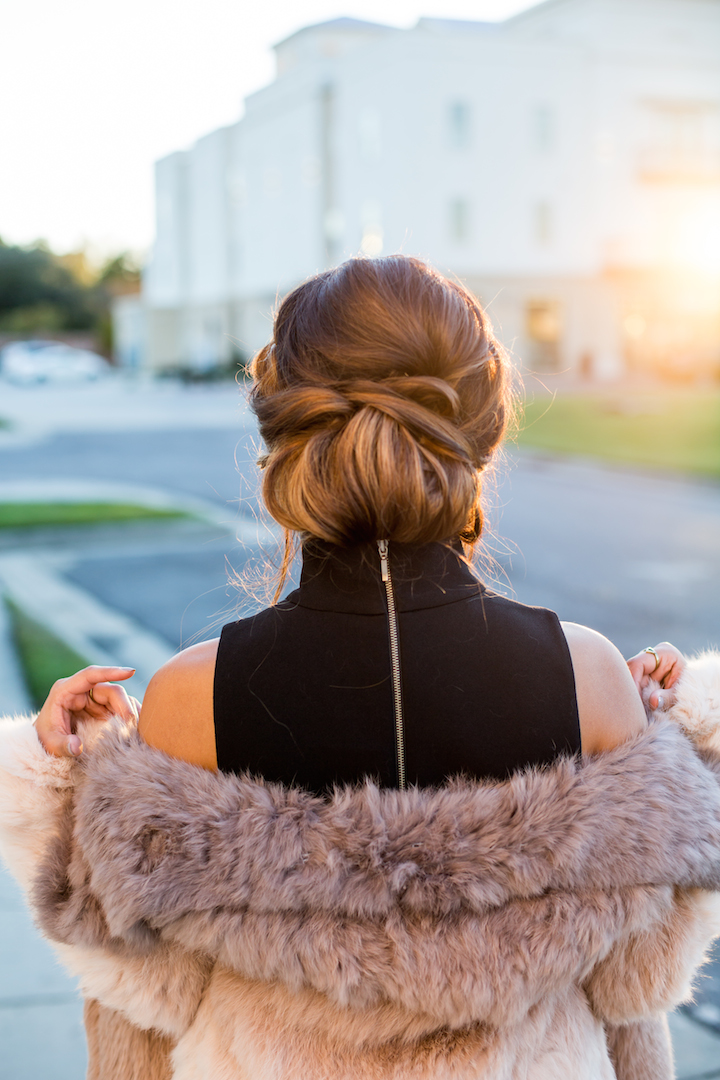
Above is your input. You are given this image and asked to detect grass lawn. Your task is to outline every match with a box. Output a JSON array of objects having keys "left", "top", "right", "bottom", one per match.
[
  {"left": 6, "top": 598, "right": 89, "bottom": 708},
  {"left": 0, "top": 501, "right": 192, "bottom": 529},
  {"left": 518, "top": 386, "right": 720, "bottom": 478}
]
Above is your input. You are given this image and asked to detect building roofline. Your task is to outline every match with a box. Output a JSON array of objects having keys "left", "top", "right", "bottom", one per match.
[
  {"left": 506, "top": 0, "right": 581, "bottom": 26},
  {"left": 415, "top": 17, "right": 501, "bottom": 33},
  {"left": 273, "top": 16, "right": 396, "bottom": 51}
]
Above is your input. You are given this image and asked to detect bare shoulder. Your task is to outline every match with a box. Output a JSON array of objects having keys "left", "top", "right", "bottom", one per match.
[
  {"left": 138, "top": 638, "right": 219, "bottom": 770},
  {"left": 561, "top": 622, "right": 647, "bottom": 755}
]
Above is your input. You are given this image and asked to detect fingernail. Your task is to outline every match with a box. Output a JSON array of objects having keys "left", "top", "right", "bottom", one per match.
[
  {"left": 67, "top": 736, "right": 82, "bottom": 757},
  {"left": 657, "top": 694, "right": 664, "bottom": 710}
]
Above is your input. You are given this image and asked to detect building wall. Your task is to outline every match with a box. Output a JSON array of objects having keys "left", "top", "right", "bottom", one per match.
[
  {"left": 111, "top": 295, "right": 146, "bottom": 369},
  {"left": 141, "top": 0, "right": 720, "bottom": 377}
]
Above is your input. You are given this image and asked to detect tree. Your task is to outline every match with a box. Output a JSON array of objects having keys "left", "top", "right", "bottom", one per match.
[{"left": 0, "top": 239, "right": 106, "bottom": 331}]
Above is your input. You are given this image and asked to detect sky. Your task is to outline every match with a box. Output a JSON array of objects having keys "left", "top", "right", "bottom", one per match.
[{"left": 1, "top": 0, "right": 537, "bottom": 259}]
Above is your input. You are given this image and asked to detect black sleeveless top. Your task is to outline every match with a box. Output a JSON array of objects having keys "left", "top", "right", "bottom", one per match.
[{"left": 214, "top": 541, "right": 580, "bottom": 791}]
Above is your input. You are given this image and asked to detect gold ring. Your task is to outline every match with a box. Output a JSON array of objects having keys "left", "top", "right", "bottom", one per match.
[
  {"left": 88, "top": 687, "right": 95, "bottom": 702},
  {"left": 644, "top": 647, "right": 661, "bottom": 673}
]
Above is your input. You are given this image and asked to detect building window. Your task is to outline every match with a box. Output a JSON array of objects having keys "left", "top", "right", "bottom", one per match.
[
  {"left": 526, "top": 300, "right": 562, "bottom": 371},
  {"left": 360, "top": 227, "right": 383, "bottom": 256},
  {"left": 533, "top": 105, "right": 555, "bottom": 152},
  {"left": 301, "top": 156, "right": 322, "bottom": 187},
  {"left": 449, "top": 198, "right": 470, "bottom": 243},
  {"left": 358, "top": 110, "right": 382, "bottom": 161},
  {"left": 360, "top": 200, "right": 383, "bottom": 256},
  {"left": 226, "top": 168, "right": 247, "bottom": 205},
  {"left": 448, "top": 101, "right": 471, "bottom": 149},
  {"left": 262, "top": 167, "right": 282, "bottom": 197},
  {"left": 324, "top": 208, "right": 345, "bottom": 245},
  {"left": 534, "top": 202, "right": 553, "bottom": 245},
  {"left": 638, "top": 100, "right": 720, "bottom": 182}
]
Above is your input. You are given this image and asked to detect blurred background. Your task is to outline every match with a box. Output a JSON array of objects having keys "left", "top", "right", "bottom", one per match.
[{"left": 1, "top": 1, "right": 719, "bottom": 1077}]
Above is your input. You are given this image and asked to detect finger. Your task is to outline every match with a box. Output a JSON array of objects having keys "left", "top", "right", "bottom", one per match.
[
  {"left": 626, "top": 653, "right": 655, "bottom": 689},
  {"left": 663, "top": 667, "right": 682, "bottom": 689},
  {"left": 129, "top": 697, "right": 142, "bottom": 721},
  {"left": 659, "top": 654, "right": 684, "bottom": 688},
  {"left": 648, "top": 687, "right": 676, "bottom": 711},
  {"left": 647, "top": 643, "right": 685, "bottom": 689},
  {"left": 40, "top": 727, "right": 83, "bottom": 758},
  {"left": 87, "top": 682, "right": 137, "bottom": 721},
  {"left": 58, "top": 666, "right": 136, "bottom": 699}
]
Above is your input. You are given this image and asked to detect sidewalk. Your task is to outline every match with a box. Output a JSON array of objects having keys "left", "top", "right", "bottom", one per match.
[
  {"left": 0, "top": 376, "right": 250, "bottom": 448},
  {"left": 0, "top": 866, "right": 86, "bottom": 1080},
  {"left": 669, "top": 1012, "right": 720, "bottom": 1078}
]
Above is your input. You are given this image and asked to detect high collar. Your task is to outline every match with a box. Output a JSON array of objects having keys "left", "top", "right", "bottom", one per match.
[{"left": 284, "top": 539, "right": 485, "bottom": 615}]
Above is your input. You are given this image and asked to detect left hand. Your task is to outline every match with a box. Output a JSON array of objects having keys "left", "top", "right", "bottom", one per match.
[
  {"left": 35, "top": 666, "right": 140, "bottom": 758},
  {"left": 626, "top": 642, "right": 685, "bottom": 711}
]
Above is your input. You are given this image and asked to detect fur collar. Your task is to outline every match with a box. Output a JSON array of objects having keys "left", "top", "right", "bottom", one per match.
[{"left": 34, "top": 719, "right": 720, "bottom": 1029}]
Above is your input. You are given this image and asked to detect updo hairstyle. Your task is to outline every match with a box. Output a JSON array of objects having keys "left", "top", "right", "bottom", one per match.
[{"left": 250, "top": 256, "right": 510, "bottom": 555}]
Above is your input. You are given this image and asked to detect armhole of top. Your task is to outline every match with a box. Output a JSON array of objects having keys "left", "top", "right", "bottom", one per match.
[
  {"left": 212, "top": 622, "right": 235, "bottom": 773},
  {"left": 551, "top": 611, "right": 583, "bottom": 756}
]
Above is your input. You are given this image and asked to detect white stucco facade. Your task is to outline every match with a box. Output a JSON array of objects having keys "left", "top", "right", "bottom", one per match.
[{"left": 138, "top": 0, "right": 720, "bottom": 378}]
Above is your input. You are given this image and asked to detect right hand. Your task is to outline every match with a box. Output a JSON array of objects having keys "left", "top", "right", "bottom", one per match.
[
  {"left": 35, "top": 666, "right": 140, "bottom": 758},
  {"left": 626, "top": 643, "right": 685, "bottom": 711}
]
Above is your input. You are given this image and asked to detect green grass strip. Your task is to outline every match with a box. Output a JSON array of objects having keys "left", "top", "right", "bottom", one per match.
[
  {"left": 5, "top": 598, "right": 90, "bottom": 709},
  {"left": 518, "top": 388, "right": 720, "bottom": 477},
  {"left": 0, "top": 501, "right": 190, "bottom": 529}
]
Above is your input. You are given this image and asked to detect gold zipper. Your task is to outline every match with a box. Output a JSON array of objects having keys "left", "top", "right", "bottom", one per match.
[{"left": 377, "top": 539, "right": 406, "bottom": 791}]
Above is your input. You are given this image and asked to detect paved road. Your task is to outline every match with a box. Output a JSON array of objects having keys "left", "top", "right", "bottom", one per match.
[
  {"left": 0, "top": 866, "right": 87, "bottom": 1080},
  {"left": 3, "top": 426, "right": 714, "bottom": 659},
  {"left": 0, "top": 426, "right": 260, "bottom": 514},
  {"left": 490, "top": 451, "right": 720, "bottom": 658}
]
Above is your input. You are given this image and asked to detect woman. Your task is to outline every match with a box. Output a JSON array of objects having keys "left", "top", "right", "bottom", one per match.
[{"left": 2, "top": 256, "right": 720, "bottom": 1080}]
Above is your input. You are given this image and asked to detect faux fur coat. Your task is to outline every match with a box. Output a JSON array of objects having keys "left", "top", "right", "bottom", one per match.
[{"left": 2, "top": 655, "right": 720, "bottom": 1080}]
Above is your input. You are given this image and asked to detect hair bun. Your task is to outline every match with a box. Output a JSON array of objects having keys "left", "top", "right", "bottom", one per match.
[
  {"left": 254, "top": 385, "right": 353, "bottom": 446},
  {"left": 250, "top": 256, "right": 510, "bottom": 548},
  {"left": 338, "top": 378, "right": 476, "bottom": 467}
]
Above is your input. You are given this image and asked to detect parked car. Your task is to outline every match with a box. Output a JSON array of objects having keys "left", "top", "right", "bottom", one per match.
[{"left": 0, "top": 340, "right": 109, "bottom": 384}]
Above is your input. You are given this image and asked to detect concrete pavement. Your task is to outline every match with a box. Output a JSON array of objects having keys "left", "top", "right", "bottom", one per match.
[
  {"left": 0, "top": 374, "right": 251, "bottom": 446},
  {"left": 0, "top": 865, "right": 86, "bottom": 1080}
]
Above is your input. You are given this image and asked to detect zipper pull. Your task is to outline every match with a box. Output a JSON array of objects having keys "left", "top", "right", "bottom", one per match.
[{"left": 377, "top": 539, "right": 389, "bottom": 583}]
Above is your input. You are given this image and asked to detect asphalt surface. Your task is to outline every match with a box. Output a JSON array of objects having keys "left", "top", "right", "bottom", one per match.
[
  {"left": 2, "top": 423, "right": 714, "bottom": 658},
  {"left": 489, "top": 451, "right": 720, "bottom": 657},
  {"left": 0, "top": 426, "right": 260, "bottom": 514}
]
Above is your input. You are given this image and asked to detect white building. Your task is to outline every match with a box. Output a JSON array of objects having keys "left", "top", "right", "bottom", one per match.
[{"left": 137, "top": 0, "right": 720, "bottom": 378}]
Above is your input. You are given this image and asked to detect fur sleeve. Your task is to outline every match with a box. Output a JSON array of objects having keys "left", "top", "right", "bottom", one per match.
[
  {"left": 53, "top": 941, "right": 213, "bottom": 1041},
  {"left": 0, "top": 715, "right": 75, "bottom": 891},
  {"left": 84, "top": 999, "right": 174, "bottom": 1080},
  {"left": 605, "top": 1016, "right": 674, "bottom": 1080},
  {"left": 584, "top": 887, "right": 720, "bottom": 1022},
  {"left": 0, "top": 716, "right": 212, "bottom": 1040}
]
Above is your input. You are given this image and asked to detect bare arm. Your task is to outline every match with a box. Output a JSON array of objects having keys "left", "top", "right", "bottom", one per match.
[
  {"left": 561, "top": 622, "right": 647, "bottom": 754},
  {"left": 138, "top": 638, "right": 219, "bottom": 770}
]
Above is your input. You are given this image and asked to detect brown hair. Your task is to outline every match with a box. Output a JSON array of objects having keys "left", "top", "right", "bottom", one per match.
[{"left": 250, "top": 256, "right": 511, "bottom": 590}]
